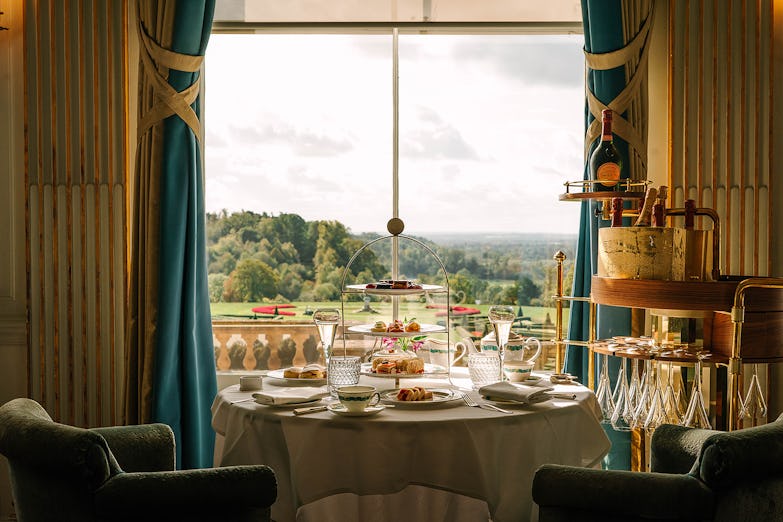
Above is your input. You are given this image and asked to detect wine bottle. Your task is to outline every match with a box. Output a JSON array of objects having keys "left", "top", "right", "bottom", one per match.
[
  {"left": 589, "top": 109, "right": 623, "bottom": 191},
  {"left": 652, "top": 203, "right": 665, "bottom": 227},
  {"left": 684, "top": 199, "right": 696, "bottom": 230},
  {"left": 634, "top": 187, "right": 658, "bottom": 227},
  {"left": 652, "top": 185, "right": 668, "bottom": 227},
  {"left": 611, "top": 197, "right": 624, "bottom": 227}
]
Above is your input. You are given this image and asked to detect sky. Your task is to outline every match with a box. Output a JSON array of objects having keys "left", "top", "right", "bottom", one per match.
[{"left": 204, "top": 33, "right": 585, "bottom": 236}]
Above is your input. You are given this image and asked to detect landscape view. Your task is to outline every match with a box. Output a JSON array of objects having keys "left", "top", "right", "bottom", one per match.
[{"left": 208, "top": 210, "right": 576, "bottom": 331}]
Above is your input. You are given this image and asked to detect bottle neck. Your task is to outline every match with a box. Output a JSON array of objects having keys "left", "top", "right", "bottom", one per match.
[{"left": 601, "top": 113, "right": 613, "bottom": 142}]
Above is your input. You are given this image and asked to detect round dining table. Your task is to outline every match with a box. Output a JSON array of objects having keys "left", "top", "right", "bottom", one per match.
[{"left": 211, "top": 368, "right": 610, "bottom": 522}]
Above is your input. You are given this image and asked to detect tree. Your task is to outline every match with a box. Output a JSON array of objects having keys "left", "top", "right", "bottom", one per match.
[
  {"left": 207, "top": 273, "right": 229, "bottom": 302},
  {"left": 517, "top": 276, "right": 541, "bottom": 305},
  {"left": 230, "top": 258, "right": 279, "bottom": 301}
]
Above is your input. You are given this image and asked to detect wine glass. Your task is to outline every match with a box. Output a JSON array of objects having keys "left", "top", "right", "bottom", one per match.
[
  {"left": 642, "top": 360, "right": 668, "bottom": 432},
  {"left": 739, "top": 364, "right": 767, "bottom": 427},
  {"left": 313, "top": 308, "right": 340, "bottom": 393},
  {"left": 631, "top": 359, "right": 653, "bottom": 429},
  {"left": 662, "top": 362, "right": 684, "bottom": 425},
  {"left": 488, "top": 305, "right": 515, "bottom": 382},
  {"left": 595, "top": 354, "right": 615, "bottom": 423},
  {"left": 682, "top": 354, "right": 711, "bottom": 429},
  {"left": 610, "top": 358, "right": 633, "bottom": 432}
]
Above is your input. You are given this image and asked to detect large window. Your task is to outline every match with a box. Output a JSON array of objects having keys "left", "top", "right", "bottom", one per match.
[
  {"left": 204, "top": 25, "right": 584, "bottom": 374},
  {"left": 205, "top": 33, "right": 584, "bottom": 235}
]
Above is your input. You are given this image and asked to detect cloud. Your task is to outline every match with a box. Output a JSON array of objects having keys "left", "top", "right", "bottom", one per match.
[
  {"left": 224, "top": 122, "right": 354, "bottom": 157},
  {"left": 205, "top": 128, "right": 229, "bottom": 148},
  {"left": 456, "top": 38, "right": 584, "bottom": 87},
  {"left": 402, "top": 106, "right": 479, "bottom": 160}
]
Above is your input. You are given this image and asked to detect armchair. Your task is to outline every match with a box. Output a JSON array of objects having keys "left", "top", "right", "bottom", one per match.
[
  {"left": 0, "top": 398, "right": 277, "bottom": 522},
  {"left": 533, "top": 414, "right": 783, "bottom": 521}
]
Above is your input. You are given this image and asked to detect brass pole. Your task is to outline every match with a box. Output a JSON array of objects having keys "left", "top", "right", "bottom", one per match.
[
  {"left": 553, "top": 251, "right": 566, "bottom": 373},
  {"left": 588, "top": 300, "right": 597, "bottom": 391}
]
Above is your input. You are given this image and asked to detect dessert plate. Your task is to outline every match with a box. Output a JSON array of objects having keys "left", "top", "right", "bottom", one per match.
[
  {"left": 348, "top": 324, "right": 446, "bottom": 336},
  {"left": 360, "top": 363, "right": 447, "bottom": 378},
  {"left": 345, "top": 283, "right": 444, "bottom": 296},
  {"left": 266, "top": 369, "right": 327, "bottom": 386},
  {"left": 327, "top": 403, "right": 386, "bottom": 417},
  {"left": 380, "top": 388, "right": 459, "bottom": 408}
]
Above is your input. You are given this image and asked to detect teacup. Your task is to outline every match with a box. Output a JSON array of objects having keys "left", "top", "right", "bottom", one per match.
[
  {"left": 503, "top": 361, "right": 534, "bottom": 382},
  {"left": 336, "top": 385, "right": 381, "bottom": 412}
]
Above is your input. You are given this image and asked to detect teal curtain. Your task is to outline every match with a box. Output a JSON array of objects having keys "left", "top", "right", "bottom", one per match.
[
  {"left": 567, "top": 0, "right": 633, "bottom": 470},
  {"left": 151, "top": 0, "right": 217, "bottom": 469}
]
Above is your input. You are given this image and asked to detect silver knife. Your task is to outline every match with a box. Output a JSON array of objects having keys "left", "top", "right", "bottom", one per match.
[{"left": 293, "top": 405, "right": 328, "bottom": 415}]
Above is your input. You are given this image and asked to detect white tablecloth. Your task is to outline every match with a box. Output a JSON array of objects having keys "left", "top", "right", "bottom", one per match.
[{"left": 211, "top": 369, "right": 610, "bottom": 522}]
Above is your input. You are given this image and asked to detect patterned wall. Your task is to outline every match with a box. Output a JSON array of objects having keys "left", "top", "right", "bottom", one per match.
[
  {"left": 668, "top": 0, "right": 774, "bottom": 277},
  {"left": 24, "top": 0, "right": 129, "bottom": 427}
]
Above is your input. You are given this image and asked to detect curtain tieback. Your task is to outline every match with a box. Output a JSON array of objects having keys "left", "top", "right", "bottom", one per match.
[
  {"left": 582, "top": 2, "right": 655, "bottom": 166},
  {"left": 137, "top": 20, "right": 204, "bottom": 142}
]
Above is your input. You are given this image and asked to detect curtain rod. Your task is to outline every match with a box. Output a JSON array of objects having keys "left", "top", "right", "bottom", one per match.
[{"left": 212, "top": 21, "right": 583, "bottom": 35}]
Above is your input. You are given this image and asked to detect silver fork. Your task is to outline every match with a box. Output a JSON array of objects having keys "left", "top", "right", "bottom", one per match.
[{"left": 462, "top": 392, "right": 512, "bottom": 414}]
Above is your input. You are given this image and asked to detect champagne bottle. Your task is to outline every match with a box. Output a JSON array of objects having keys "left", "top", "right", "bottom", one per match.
[
  {"left": 589, "top": 109, "right": 623, "bottom": 191},
  {"left": 634, "top": 187, "right": 658, "bottom": 227}
]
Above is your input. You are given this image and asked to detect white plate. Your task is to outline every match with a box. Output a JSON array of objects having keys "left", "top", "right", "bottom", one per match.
[
  {"left": 327, "top": 403, "right": 386, "bottom": 417},
  {"left": 345, "top": 283, "right": 445, "bottom": 295},
  {"left": 380, "top": 388, "right": 459, "bottom": 408},
  {"left": 361, "top": 362, "right": 448, "bottom": 378},
  {"left": 266, "top": 369, "right": 327, "bottom": 386},
  {"left": 256, "top": 398, "right": 323, "bottom": 408},
  {"left": 348, "top": 324, "right": 446, "bottom": 337}
]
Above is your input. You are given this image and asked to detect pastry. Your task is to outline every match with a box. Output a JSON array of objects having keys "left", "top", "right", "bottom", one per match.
[
  {"left": 375, "top": 360, "right": 398, "bottom": 374},
  {"left": 283, "top": 366, "right": 303, "bottom": 378},
  {"left": 371, "top": 356, "right": 424, "bottom": 374},
  {"left": 399, "top": 358, "right": 424, "bottom": 374},
  {"left": 386, "top": 320, "right": 405, "bottom": 333},
  {"left": 371, "top": 321, "right": 387, "bottom": 332},
  {"left": 404, "top": 320, "right": 420, "bottom": 332},
  {"left": 396, "top": 386, "right": 433, "bottom": 401},
  {"left": 298, "top": 364, "right": 326, "bottom": 379}
]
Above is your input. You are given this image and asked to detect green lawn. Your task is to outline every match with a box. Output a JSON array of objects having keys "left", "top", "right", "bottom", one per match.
[{"left": 210, "top": 300, "right": 570, "bottom": 338}]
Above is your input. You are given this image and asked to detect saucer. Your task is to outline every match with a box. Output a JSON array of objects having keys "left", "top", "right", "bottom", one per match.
[{"left": 327, "top": 403, "right": 385, "bottom": 417}]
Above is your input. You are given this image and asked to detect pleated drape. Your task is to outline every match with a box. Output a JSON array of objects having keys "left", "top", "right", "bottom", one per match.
[
  {"left": 126, "top": 0, "right": 217, "bottom": 469},
  {"left": 568, "top": 0, "right": 653, "bottom": 470}
]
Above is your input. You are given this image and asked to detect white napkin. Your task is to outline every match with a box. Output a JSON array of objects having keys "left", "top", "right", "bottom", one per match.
[
  {"left": 253, "top": 387, "right": 328, "bottom": 405},
  {"left": 479, "top": 381, "right": 551, "bottom": 404}
]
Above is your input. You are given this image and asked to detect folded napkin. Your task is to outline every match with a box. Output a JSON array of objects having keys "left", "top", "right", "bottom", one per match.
[
  {"left": 479, "top": 381, "right": 551, "bottom": 404},
  {"left": 253, "top": 387, "right": 328, "bottom": 405}
]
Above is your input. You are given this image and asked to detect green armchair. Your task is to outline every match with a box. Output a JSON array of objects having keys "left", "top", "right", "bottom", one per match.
[
  {"left": 0, "top": 398, "right": 277, "bottom": 522},
  {"left": 533, "top": 414, "right": 783, "bottom": 521}
]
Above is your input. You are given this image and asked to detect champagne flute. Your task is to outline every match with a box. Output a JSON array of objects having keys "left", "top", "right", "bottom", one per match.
[
  {"left": 610, "top": 358, "right": 633, "bottom": 431},
  {"left": 595, "top": 354, "right": 615, "bottom": 423},
  {"left": 682, "top": 354, "right": 711, "bottom": 429},
  {"left": 488, "top": 305, "right": 515, "bottom": 382},
  {"left": 739, "top": 364, "right": 767, "bottom": 427},
  {"left": 313, "top": 308, "right": 340, "bottom": 394}
]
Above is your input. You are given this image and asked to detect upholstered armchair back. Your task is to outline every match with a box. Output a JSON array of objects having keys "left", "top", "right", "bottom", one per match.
[
  {"left": 690, "top": 416, "right": 783, "bottom": 521},
  {"left": 0, "top": 398, "right": 122, "bottom": 521}
]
